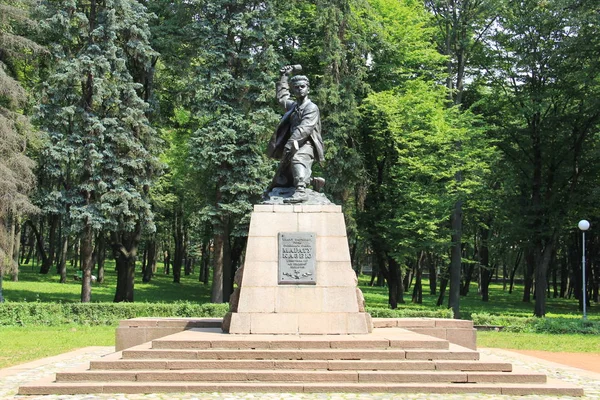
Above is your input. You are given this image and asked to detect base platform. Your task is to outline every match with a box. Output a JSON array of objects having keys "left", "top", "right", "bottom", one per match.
[{"left": 19, "top": 321, "right": 583, "bottom": 396}]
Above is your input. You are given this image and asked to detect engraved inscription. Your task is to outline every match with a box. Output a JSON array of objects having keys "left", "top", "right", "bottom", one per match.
[{"left": 278, "top": 232, "right": 316, "bottom": 285}]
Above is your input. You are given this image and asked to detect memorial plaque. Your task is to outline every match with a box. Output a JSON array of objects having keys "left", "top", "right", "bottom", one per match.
[{"left": 278, "top": 232, "right": 316, "bottom": 285}]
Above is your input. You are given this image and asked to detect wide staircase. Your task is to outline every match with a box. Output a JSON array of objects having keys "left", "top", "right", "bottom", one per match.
[{"left": 19, "top": 324, "right": 583, "bottom": 396}]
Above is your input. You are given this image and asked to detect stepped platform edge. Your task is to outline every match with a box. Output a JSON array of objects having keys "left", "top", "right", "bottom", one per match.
[{"left": 116, "top": 317, "right": 476, "bottom": 352}]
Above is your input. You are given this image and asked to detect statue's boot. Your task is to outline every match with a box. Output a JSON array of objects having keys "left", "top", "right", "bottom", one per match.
[{"left": 283, "top": 187, "right": 308, "bottom": 203}]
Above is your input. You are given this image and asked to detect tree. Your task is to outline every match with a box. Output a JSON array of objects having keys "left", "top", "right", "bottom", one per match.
[
  {"left": 482, "top": 0, "right": 600, "bottom": 316},
  {"left": 186, "top": 0, "right": 279, "bottom": 303},
  {"left": 0, "top": 0, "right": 42, "bottom": 301},
  {"left": 425, "top": 0, "right": 498, "bottom": 318},
  {"left": 37, "top": 0, "right": 160, "bottom": 302},
  {"left": 355, "top": 0, "right": 493, "bottom": 311}
]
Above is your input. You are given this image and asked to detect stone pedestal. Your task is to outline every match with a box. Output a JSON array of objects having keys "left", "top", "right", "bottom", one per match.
[{"left": 223, "top": 204, "right": 372, "bottom": 334}]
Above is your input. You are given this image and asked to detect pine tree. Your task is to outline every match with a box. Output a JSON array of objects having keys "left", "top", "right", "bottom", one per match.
[
  {"left": 0, "top": 0, "right": 42, "bottom": 301},
  {"left": 186, "top": 0, "right": 279, "bottom": 302},
  {"left": 36, "top": 0, "right": 160, "bottom": 302}
]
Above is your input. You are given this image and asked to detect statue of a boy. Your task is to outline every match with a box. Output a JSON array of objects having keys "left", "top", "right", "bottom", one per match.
[{"left": 267, "top": 65, "right": 325, "bottom": 203}]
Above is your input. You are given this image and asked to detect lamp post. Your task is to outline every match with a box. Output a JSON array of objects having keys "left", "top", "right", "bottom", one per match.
[{"left": 578, "top": 220, "right": 590, "bottom": 320}]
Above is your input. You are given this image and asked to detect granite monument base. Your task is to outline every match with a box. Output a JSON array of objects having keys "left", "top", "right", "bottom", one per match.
[{"left": 223, "top": 204, "right": 372, "bottom": 334}]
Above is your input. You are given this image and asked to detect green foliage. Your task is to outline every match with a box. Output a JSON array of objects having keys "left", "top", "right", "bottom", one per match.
[
  {"left": 36, "top": 0, "right": 160, "bottom": 234},
  {"left": 476, "top": 0, "right": 600, "bottom": 316},
  {"left": 186, "top": 0, "right": 279, "bottom": 227},
  {"left": 472, "top": 312, "right": 600, "bottom": 335},
  {"left": 0, "top": 0, "right": 41, "bottom": 282},
  {"left": 366, "top": 306, "right": 453, "bottom": 319},
  {"left": 359, "top": 81, "right": 492, "bottom": 262},
  {"left": 0, "top": 301, "right": 229, "bottom": 326}
]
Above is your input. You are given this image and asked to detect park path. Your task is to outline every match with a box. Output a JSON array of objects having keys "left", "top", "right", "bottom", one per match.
[{"left": 510, "top": 350, "right": 600, "bottom": 374}]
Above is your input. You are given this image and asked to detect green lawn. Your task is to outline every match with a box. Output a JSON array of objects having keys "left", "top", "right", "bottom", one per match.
[
  {"left": 3, "top": 261, "right": 211, "bottom": 303},
  {"left": 477, "top": 331, "right": 600, "bottom": 353},
  {"left": 0, "top": 325, "right": 115, "bottom": 368},
  {"left": 359, "top": 276, "right": 599, "bottom": 319}
]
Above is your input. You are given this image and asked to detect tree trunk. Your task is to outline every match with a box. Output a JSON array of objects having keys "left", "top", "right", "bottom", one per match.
[
  {"left": 96, "top": 233, "right": 106, "bottom": 283},
  {"left": 533, "top": 239, "right": 555, "bottom": 317},
  {"left": 184, "top": 230, "right": 191, "bottom": 276},
  {"left": 428, "top": 253, "right": 437, "bottom": 295},
  {"left": 80, "top": 224, "right": 94, "bottom": 303},
  {"left": 141, "top": 245, "right": 147, "bottom": 277},
  {"left": 480, "top": 226, "right": 492, "bottom": 302},
  {"left": 523, "top": 249, "right": 534, "bottom": 303},
  {"left": 552, "top": 259, "right": 558, "bottom": 298},
  {"left": 163, "top": 249, "right": 170, "bottom": 275},
  {"left": 172, "top": 207, "right": 184, "bottom": 284},
  {"left": 199, "top": 236, "right": 210, "bottom": 284},
  {"left": 449, "top": 199, "right": 462, "bottom": 318},
  {"left": 412, "top": 252, "right": 424, "bottom": 304},
  {"left": 509, "top": 248, "right": 523, "bottom": 294},
  {"left": 58, "top": 232, "right": 69, "bottom": 284},
  {"left": 403, "top": 260, "right": 414, "bottom": 291},
  {"left": 112, "top": 227, "right": 142, "bottom": 303},
  {"left": 437, "top": 276, "right": 448, "bottom": 307},
  {"left": 23, "top": 225, "right": 34, "bottom": 265},
  {"left": 26, "top": 220, "right": 50, "bottom": 274},
  {"left": 0, "top": 262, "right": 4, "bottom": 302},
  {"left": 560, "top": 252, "right": 569, "bottom": 298},
  {"left": 226, "top": 235, "right": 246, "bottom": 302},
  {"left": 461, "top": 260, "right": 475, "bottom": 296},
  {"left": 11, "top": 216, "right": 21, "bottom": 281},
  {"left": 211, "top": 231, "right": 224, "bottom": 303},
  {"left": 143, "top": 239, "right": 156, "bottom": 283},
  {"left": 39, "top": 214, "right": 59, "bottom": 275},
  {"left": 5, "top": 213, "right": 16, "bottom": 282},
  {"left": 222, "top": 224, "right": 232, "bottom": 303},
  {"left": 387, "top": 256, "right": 399, "bottom": 309}
]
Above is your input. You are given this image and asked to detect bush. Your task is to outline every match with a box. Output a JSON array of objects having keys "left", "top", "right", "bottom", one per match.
[
  {"left": 0, "top": 302, "right": 458, "bottom": 326},
  {"left": 471, "top": 312, "right": 600, "bottom": 335},
  {"left": 366, "top": 307, "right": 453, "bottom": 319},
  {"left": 0, "top": 302, "right": 229, "bottom": 326}
]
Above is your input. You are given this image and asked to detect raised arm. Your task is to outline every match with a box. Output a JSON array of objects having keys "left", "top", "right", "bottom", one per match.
[{"left": 276, "top": 65, "right": 295, "bottom": 111}]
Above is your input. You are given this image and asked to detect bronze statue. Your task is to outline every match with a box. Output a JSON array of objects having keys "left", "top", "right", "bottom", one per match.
[{"left": 266, "top": 65, "right": 325, "bottom": 203}]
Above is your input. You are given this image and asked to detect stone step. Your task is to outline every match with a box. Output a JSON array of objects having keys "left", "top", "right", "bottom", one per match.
[
  {"left": 121, "top": 343, "right": 478, "bottom": 361},
  {"left": 122, "top": 348, "right": 479, "bottom": 361},
  {"left": 90, "top": 359, "right": 512, "bottom": 372},
  {"left": 19, "top": 379, "right": 584, "bottom": 396},
  {"left": 16, "top": 326, "right": 583, "bottom": 397},
  {"left": 55, "top": 369, "right": 547, "bottom": 384},
  {"left": 149, "top": 328, "right": 449, "bottom": 350}
]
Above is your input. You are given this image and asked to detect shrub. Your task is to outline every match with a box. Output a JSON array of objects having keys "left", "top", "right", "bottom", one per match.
[
  {"left": 366, "top": 307, "right": 453, "bottom": 319},
  {"left": 471, "top": 312, "right": 600, "bottom": 335},
  {"left": 0, "top": 302, "right": 229, "bottom": 326}
]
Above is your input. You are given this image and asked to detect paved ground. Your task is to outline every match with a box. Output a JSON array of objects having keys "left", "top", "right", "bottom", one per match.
[
  {"left": 510, "top": 350, "right": 600, "bottom": 374},
  {"left": 1, "top": 346, "right": 599, "bottom": 400}
]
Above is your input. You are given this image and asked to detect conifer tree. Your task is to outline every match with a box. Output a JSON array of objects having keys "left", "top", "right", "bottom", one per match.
[
  {"left": 187, "top": 0, "right": 279, "bottom": 302},
  {"left": 37, "top": 0, "right": 160, "bottom": 302},
  {"left": 0, "top": 0, "right": 42, "bottom": 301}
]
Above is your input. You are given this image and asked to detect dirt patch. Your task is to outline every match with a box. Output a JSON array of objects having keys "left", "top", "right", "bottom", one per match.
[{"left": 511, "top": 350, "right": 600, "bottom": 373}]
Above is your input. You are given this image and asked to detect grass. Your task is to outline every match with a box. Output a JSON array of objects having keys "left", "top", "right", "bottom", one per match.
[
  {"left": 359, "top": 276, "right": 599, "bottom": 320},
  {"left": 0, "top": 325, "right": 115, "bottom": 368},
  {"left": 477, "top": 331, "right": 600, "bottom": 353},
  {"left": 3, "top": 261, "right": 211, "bottom": 303}
]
